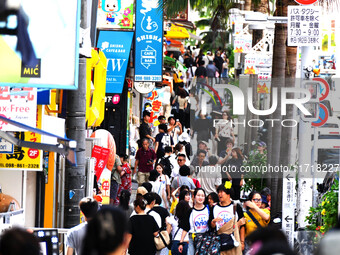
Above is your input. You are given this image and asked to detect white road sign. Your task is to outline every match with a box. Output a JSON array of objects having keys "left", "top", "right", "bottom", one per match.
[{"left": 288, "top": 6, "right": 321, "bottom": 46}]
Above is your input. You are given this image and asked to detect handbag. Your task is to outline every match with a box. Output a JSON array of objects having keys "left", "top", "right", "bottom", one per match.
[
  {"left": 194, "top": 231, "right": 220, "bottom": 255},
  {"left": 218, "top": 204, "right": 240, "bottom": 252},
  {"left": 154, "top": 230, "right": 171, "bottom": 251}
]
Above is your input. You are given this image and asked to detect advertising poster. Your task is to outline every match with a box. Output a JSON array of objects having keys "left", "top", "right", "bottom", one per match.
[
  {"left": 135, "top": 0, "right": 163, "bottom": 82},
  {"left": 234, "top": 34, "right": 252, "bottom": 53},
  {"left": 97, "top": 31, "right": 134, "bottom": 93},
  {"left": 0, "top": 105, "right": 43, "bottom": 171},
  {"left": 0, "top": 87, "right": 37, "bottom": 131},
  {"left": 0, "top": 0, "right": 80, "bottom": 89},
  {"left": 97, "top": 0, "right": 134, "bottom": 29}
]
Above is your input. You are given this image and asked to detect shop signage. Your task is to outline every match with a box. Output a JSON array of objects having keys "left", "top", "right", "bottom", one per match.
[
  {"left": 288, "top": 6, "right": 321, "bottom": 46},
  {"left": 282, "top": 171, "right": 296, "bottom": 247},
  {"left": 135, "top": 0, "right": 163, "bottom": 82},
  {"left": 97, "top": 0, "right": 134, "bottom": 29},
  {"left": 234, "top": 35, "right": 252, "bottom": 53},
  {"left": 0, "top": 106, "right": 43, "bottom": 171},
  {"left": 97, "top": 31, "right": 134, "bottom": 93},
  {"left": 134, "top": 82, "right": 155, "bottom": 94},
  {"left": 0, "top": 0, "right": 80, "bottom": 90},
  {"left": 0, "top": 87, "right": 37, "bottom": 131},
  {"left": 0, "top": 138, "right": 13, "bottom": 154}
]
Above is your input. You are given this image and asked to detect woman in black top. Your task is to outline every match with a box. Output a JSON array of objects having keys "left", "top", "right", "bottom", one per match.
[
  {"left": 127, "top": 196, "right": 159, "bottom": 255},
  {"left": 223, "top": 148, "right": 244, "bottom": 200}
]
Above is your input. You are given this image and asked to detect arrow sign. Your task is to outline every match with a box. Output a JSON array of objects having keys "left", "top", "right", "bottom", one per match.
[
  {"left": 285, "top": 216, "right": 293, "bottom": 222},
  {"left": 286, "top": 174, "right": 293, "bottom": 181},
  {"left": 141, "top": 46, "right": 157, "bottom": 69}
]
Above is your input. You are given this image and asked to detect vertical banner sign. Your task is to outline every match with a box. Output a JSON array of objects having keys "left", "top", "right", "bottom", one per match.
[
  {"left": 288, "top": 6, "right": 321, "bottom": 46},
  {"left": 0, "top": 87, "right": 37, "bottom": 131},
  {"left": 97, "top": 0, "right": 134, "bottom": 29},
  {"left": 0, "top": 105, "right": 43, "bottom": 171},
  {"left": 282, "top": 171, "right": 296, "bottom": 247},
  {"left": 91, "top": 145, "right": 110, "bottom": 180},
  {"left": 97, "top": 31, "right": 134, "bottom": 93},
  {"left": 135, "top": 0, "right": 163, "bottom": 82}
]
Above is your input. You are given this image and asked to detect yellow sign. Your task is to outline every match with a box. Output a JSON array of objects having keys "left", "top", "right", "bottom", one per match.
[{"left": 0, "top": 106, "right": 43, "bottom": 171}]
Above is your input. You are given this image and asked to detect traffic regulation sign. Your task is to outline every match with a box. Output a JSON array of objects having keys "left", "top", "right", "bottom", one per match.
[{"left": 294, "top": 0, "right": 318, "bottom": 5}]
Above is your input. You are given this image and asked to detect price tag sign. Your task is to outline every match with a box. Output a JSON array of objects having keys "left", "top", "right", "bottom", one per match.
[{"left": 288, "top": 6, "right": 321, "bottom": 46}]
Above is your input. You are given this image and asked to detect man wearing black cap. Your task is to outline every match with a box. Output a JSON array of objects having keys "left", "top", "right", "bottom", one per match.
[
  {"left": 139, "top": 110, "right": 155, "bottom": 147},
  {"left": 152, "top": 115, "right": 167, "bottom": 137}
]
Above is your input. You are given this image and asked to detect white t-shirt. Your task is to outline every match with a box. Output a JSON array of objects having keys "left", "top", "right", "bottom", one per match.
[
  {"left": 145, "top": 208, "right": 162, "bottom": 229},
  {"left": 189, "top": 206, "right": 210, "bottom": 233},
  {"left": 167, "top": 216, "right": 189, "bottom": 241},
  {"left": 212, "top": 203, "right": 241, "bottom": 231},
  {"left": 197, "top": 165, "right": 222, "bottom": 194}
]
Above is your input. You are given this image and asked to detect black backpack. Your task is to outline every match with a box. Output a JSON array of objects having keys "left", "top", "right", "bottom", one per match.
[{"left": 159, "top": 156, "right": 173, "bottom": 178}]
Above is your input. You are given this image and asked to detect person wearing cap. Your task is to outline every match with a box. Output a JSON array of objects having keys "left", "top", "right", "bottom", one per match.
[
  {"left": 152, "top": 115, "right": 167, "bottom": 138},
  {"left": 256, "top": 141, "right": 267, "bottom": 155},
  {"left": 190, "top": 149, "right": 209, "bottom": 174},
  {"left": 139, "top": 110, "right": 155, "bottom": 147}
]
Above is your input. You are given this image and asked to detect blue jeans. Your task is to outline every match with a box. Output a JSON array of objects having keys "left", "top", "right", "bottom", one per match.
[
  {"left": 172, "top": 241, "right": 188, "bottom": 255},
  {"left": 110, "top": 179, "right": 119, "bottom": 202},
  {"left": 188, "top": 234, "right": 195, "bottom": 255}
]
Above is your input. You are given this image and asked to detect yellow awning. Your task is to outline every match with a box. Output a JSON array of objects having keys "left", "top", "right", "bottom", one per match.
[{"left": 165, "top": 24, "right": 189, "bottom": 39}]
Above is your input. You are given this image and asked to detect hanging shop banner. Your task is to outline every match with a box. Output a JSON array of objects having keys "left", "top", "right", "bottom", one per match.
[
  {"left": 97, "top": 31, "right": 134, "bottom": 93},
  {"left": 0, "top": 0, "right": 80, "bottom": 90},
  {"left": 97, "top": 0, "right": 134, "bottom": 29},
  {"left": 142, "top": 86, "right": 169, "bottom": 127},
  {"left": 287, "top": 6, "right": 321, "bottom": 46},
  {"left": 0, "top": 87, "right": 37, "bottom": 131},
  {"left": 234, "top": 35, "right": 252, "bottom": 53},
  {"left": 0, "top": 105, "right": 43, "bottom": 171},
  {"left": 135, "top": 0, "right": 163, "bottom": 82},
  {"left": 91, "top": 145, "right": 110, "bottom": 181}
]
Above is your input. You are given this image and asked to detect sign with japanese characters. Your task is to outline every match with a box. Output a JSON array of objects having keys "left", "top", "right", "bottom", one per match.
[
  {"left": 0, "top": 106, "right": 43, "bottom": 171},
  {"left": 244, "top": 54, "right": 272, "bottom": 94},
  {"left": 282, "top": 170, "right": 296, "bottom": 247},
  {"left": 0, "top": 87, "right": 37, "bottom": 131},
  {"left": 288, "top": 6, "right": 321, "bottom": 46},
  {"left": 135, "top": 0, "right": 163, "bottom": 82},
  {"left": 91, "top": 145, "right": 110, "bottom": 180},
  {"left": 234, "top": 35, "right": 252, "bottom": 53},
  {"left": 142, "top": 87, "right": 168, "bottom": 126},
  {"left": 134, "top": 82, "right": 155, "bottom": 94},
  {"left": 97, "top": 0, "right": 134, "bottom": 29},
  {"left": 97, "top": 31, "right": 134, "bottom": 93}
]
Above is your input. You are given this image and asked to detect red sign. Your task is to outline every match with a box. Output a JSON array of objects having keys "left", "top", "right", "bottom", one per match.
[
  {"left": 294, "top": 0, "right": 318, "bottom": 5},
  {"left": 313, "top": 77, "right": 330, "bottom": 101},
  {"left": 91, "top": 145, "right": 110, "bottom": 179}
]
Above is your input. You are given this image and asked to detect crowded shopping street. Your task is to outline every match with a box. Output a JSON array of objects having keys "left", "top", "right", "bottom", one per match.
[{"left": 0, "top": 0, "right": 340, "bottom": 254}]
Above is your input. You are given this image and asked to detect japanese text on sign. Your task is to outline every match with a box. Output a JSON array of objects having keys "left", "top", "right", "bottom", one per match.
[{"left": 288, "top": 6, "right": 321, "bottom": 46}]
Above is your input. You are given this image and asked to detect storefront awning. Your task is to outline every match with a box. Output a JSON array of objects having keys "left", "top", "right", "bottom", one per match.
[
  {"left": 165, "top": 24, "right": 189, "bottom": 39},
  {"left": 188, "top": 32, "right": 202, "bottom": 41},
  {"left": 0, "top": 115, "right": 77, "bottom": 165}
]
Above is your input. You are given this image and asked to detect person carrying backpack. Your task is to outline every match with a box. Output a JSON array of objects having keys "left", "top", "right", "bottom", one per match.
[{"left": 158, "top": 146, "right": 174, "bottom": 178}]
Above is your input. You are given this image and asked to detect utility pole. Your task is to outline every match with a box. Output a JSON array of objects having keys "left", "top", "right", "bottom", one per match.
[{"left": 64, "top": 0, "right": 87, "bottom": 228}]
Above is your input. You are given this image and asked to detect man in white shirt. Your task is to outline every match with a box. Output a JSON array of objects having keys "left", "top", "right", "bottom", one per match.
[{"left": 197, "top": 155, "right": 222, "bottom": 194}]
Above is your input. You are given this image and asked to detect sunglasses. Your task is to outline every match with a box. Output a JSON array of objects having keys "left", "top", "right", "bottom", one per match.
[
  {"left": 252, "top": 199, "right": 262, "bottom": 202},
  {"left": 177, "top": 159, "right": 184, "bottom": 162}
]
